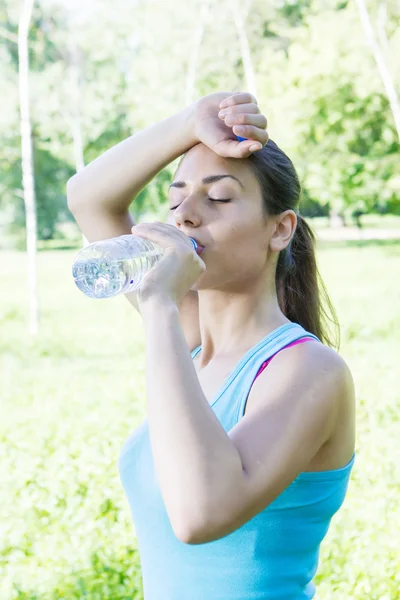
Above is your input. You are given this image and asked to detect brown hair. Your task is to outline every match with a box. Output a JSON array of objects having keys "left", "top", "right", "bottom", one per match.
[{"left": 247, "top": 139, "right": 340, "bottom": 349}]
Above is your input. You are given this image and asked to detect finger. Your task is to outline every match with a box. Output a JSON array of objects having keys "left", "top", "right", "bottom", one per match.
[
  {"left": 214, "top": 137, "right": 267, "bottom": 159},
  {"left": 219, "top": 92, "right": 257, "bottom": 109},
  {"left": 231, "top": 124, "right": 269, "bottom": 146},
  {"left": 218, "top": 103, "right": 260, "bottom": 119},
  {"left": 223, "top": 113, "right": 268, "bottom": 129}
]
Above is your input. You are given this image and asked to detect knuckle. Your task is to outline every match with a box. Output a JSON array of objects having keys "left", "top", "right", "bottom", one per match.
[{"left": 236, "top": 124, "right": 249, "bottom": 134}]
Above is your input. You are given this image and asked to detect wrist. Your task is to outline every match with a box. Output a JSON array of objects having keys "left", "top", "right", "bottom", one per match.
[
  {"left": 180, "top": 101, "right": 199, "bottom": 148},
  {"left": 140, "top": 294, "right": 179, "bottom": 324}
]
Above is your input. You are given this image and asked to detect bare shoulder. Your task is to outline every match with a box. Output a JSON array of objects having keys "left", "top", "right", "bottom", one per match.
[
  {"left": 278, "top": 340, "right": 356, "bottom": 467},
  {"left": 270, "top": 338, "right": 354, "bottom": 391},
  {"left": 245, "top": 338, "right": 356, "bottom": 469},
  {"left": 248, "top": 338, "right": 355, "bottom": 439}
]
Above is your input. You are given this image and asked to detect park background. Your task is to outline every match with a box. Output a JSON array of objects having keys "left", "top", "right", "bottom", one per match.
[{"left": 1, "top": 0, "right": 399, "bottom": 598}]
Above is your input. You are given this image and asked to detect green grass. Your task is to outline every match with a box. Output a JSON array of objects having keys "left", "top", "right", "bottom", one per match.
[
  {"left": 1, "top": 240, "right": 399, "bottom": 599},
  {"left": 310, "top": 214, "right": 400, "bottom": 231}
]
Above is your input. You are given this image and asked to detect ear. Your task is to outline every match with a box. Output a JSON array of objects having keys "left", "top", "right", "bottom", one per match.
[{"left": 269, "top": 210, "right": 297, "bottom": 252}]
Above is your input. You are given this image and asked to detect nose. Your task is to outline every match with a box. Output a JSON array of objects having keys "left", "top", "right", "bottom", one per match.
[{"left": 172, "top": 196, "right": 202, "bottom": 228}]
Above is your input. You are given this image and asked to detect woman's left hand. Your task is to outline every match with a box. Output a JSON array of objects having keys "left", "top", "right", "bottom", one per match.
[{"left": 131, "top": 222, "right": 206, "bottom": 309}]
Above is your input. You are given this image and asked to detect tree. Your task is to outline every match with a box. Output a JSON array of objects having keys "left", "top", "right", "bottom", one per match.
[
  {"left": 354, "top": 0, "right": 400, "bottom": 141},
  {"left": 232, "top": 0, "right": 258, "bottom": 97},
  {"left": 18, "top": 0, "right": 39, "bottom": 335}
]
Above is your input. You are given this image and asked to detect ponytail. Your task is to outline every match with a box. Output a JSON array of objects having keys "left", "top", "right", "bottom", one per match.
[
  {"left": 276, "top": 215, "right": 339, "bottom": 348},
  {"left": 247, "top": 140, "right": 339, "bottom": 349}
]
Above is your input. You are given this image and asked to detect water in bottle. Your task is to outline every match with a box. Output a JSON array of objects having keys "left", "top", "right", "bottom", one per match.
[{"left": 72, "top": 233, "right": 199, "bottom": 300}]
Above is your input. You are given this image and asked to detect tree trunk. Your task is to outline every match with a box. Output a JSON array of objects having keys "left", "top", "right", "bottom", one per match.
[
  {"left": 377, "top": 0, "right": 390, "bottom": 58},
  {"left": 184, "top": 0, "right": 211, "bottom": 106},
  {"left": 232, "top": 0, "right": 258, "bottom": 97},
  {"left": 329, "top": 208, "right": 345, "bottom": 228},
  {"left": 354, "top": 0, "right": 400, "bottom": 141},
  {"left": 18, "top": 0, "right": 38, "bottom": 336}
]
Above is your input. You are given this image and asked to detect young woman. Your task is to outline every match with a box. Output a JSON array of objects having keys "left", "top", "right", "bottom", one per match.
[{"left": 68, "top": 91, "right": 356, "bottom": 599}]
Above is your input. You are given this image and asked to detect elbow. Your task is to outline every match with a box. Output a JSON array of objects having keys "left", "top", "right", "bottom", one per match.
[
  {"left": 172, "top": 504, "right": 214, "bottom": 546},
  {"left": 173, "top": 512, "right": 224, "bottom": 545},
  {"left": 174, "top": 522, "right": 210, "bottom": 546}
]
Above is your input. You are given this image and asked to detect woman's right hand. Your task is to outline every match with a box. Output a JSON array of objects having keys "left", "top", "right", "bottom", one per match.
[{"left": 193, "top": 91, "right": 269, "bottom": 159}]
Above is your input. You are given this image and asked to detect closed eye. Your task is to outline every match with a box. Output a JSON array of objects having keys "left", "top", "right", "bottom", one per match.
[{"left": 170, "top": 198, "right": 231, "bottom": 210}]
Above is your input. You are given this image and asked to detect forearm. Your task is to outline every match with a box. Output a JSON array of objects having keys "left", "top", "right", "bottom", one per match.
[
  {"left": 141, "top": 298, "right": 244, "bottom": 537},
  {"left": 66, "top": 102, "right": 198, "bottom": 215}
]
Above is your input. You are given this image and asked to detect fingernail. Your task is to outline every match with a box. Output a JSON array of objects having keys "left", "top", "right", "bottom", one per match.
[
  {"left": 218, "top": 110, "right": 227, "bottom": 117},
  {"left": 250, "top": 144, "right": 262, "bottom": 152}
]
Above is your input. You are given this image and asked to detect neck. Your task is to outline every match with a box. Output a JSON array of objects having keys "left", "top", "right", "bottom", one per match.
[{"left": 196, "top": 280, "right": 290, "bottom": 369}]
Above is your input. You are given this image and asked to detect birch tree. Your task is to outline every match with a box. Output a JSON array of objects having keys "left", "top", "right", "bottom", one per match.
[
  {"left": 355, "top": 0, "right": 400, "bottom": 141},
  {"left": 184, "top": 0, "right": 212, "bottom": 106},
  {"left": 18, "top": 0, "right": 38, "bottom": 336},
  {"left": 232, "top": 0, "right": 258, "bottom": 97}
]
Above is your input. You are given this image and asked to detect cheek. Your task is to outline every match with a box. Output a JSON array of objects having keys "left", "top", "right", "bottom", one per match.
[
  {"left": 193, "top": 235, "right": 268, "bottom": 290},
  {"left": 224, "top": 223, "right": 268, "bottom": 265}
]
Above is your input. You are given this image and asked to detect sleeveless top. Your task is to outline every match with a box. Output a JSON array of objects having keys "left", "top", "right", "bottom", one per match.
[{"left": 118, "top": 322, "right": 356, "bottom": 599}]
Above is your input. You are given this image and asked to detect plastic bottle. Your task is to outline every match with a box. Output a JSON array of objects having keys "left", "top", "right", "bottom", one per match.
[{"left": 72, "top": 234, "right": 199, "bottom": 299}]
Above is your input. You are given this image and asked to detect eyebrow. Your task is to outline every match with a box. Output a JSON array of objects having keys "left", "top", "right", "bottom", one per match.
[{"left": 169, "top": 174, "right": 244, "bottom": 190}]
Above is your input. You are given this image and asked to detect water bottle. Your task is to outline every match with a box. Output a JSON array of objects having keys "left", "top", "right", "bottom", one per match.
[{"left": 72, "top": 233, "right": 200, "bottom": 299}]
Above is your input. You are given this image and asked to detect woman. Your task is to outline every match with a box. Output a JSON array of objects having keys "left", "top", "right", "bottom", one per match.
[{"left": 68, "top": 91, "right": 356, "bottom": 599}]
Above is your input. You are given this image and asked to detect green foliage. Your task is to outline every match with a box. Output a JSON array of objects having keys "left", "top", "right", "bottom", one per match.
[
  {"left": 297, "top": 83, "right": 400, "bottom": 216},
  {"left": 1, "top": 238, "right": 400, "bottom": 598},
  {"left": 1, "top": 0, "right": 399, "bottom": 244},
  {"left": 8, "top": 144, "right": 75, "bottom": 243}
]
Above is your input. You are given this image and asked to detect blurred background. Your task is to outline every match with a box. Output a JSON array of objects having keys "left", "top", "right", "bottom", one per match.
[{"left": 1, "top": 0, "right": 399, "bottom": 598}]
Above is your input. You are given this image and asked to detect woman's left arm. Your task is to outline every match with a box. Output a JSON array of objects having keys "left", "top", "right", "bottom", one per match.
[
  {"left": 141, "top": 297, "right": 351, "bottom": 546},
  {"left": 141, "top": 296, "right": 244, "bottom": 542}
]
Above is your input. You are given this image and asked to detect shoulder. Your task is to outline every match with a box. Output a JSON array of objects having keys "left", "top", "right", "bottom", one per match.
[
  {"left": 247, "top": 338, "right": 355, "bottom": 440},
  {"left": 272, "top": 337, "right": 353, "bottom": 391}
]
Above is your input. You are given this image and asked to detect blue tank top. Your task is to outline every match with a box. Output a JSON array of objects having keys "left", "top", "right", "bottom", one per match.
[{"left": 118, "top": 322, "right": 356, "bottom": 599}]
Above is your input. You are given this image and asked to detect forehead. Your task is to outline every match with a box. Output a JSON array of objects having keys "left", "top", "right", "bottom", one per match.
[{"left": 174, "top": 143, "right": 255, "bottom": 189}]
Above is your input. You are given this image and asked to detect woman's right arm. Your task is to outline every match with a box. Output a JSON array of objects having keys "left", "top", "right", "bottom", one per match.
[
  {"left": 66, "top": 102, "right": 201, "bottom": 349},
  {"left": 66, "top": 102, "right": 198, "bottom": 216},
  {"left": 66, "top": 90, "right": 268, "bottom": 216},
  {"left": 66, "top": 92, "right": 267, "bottom": 343}
]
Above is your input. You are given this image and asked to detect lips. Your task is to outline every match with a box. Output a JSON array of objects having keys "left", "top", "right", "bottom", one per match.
[{"left": 189, "top": 237, "right": 206, "bottom": 254}]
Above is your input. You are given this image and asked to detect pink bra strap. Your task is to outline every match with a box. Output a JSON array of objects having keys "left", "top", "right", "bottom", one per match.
[{"left": 253, "top": 337, "right": 315, "bottom": 382}]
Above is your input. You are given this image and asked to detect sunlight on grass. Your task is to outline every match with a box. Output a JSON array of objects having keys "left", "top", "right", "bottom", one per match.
[{"left": 1, "top": 240, "right": 399, "bottom": 599}]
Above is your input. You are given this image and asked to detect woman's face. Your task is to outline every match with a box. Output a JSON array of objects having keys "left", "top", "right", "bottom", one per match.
[{"left": 165, "top": 143, "right": 275, "bottom": 292}]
